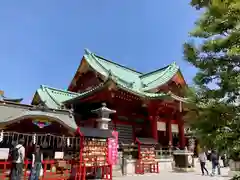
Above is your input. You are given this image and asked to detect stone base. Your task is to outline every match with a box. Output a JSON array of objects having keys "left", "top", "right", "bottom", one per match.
[
  {"left": 157, "top": 158, "right": 173, "bottom": 171},
  {"left": 172, "top": 167, "right": 195, "bottom": 172},
  {"left": 121, "top": 158, "right": 173, "bottom": 175}
]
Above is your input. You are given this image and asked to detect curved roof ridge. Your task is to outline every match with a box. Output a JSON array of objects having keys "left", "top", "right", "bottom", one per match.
[
  {"left": 145, "top": 63, "right": 179, "bottom": 86},
  {"left": 139, "top": 63, "right": 172, "bottom": 78},
  {"left": 40, "top": 85, "right": 79, "bottom": 95},
  {"left": 86, "top": 53, "right": 109, "bottom": 75},
  {"left": 92, "top": 53, "right": 142, "bottom": 75},
  {"left": 83, "top": 54, "right": 108, "bottom": 77}
]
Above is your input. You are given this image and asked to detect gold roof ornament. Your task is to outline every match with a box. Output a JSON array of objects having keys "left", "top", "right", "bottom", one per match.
[{"left": 0, "top": 90, "right": 4, "bottom": 96}]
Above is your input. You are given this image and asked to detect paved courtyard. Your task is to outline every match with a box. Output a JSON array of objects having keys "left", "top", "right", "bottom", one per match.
[
  {"left": 114, "top": 169, "right": 231, "bottom": 180},
  {"left": 115, "top": 167, "right": 231, "bottom": 180}
]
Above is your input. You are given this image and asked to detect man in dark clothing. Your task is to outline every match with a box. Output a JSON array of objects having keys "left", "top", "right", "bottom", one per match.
[
  {"left": 211, "top": 150, "right": 221, "bottom": 176},
  {"left": 11, "top": 139, "right": 25, "bottom": 180}
]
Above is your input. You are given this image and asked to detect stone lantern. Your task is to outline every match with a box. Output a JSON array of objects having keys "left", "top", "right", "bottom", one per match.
[{"left": 91, "top": 103, "right": 116, "bottom": 130}]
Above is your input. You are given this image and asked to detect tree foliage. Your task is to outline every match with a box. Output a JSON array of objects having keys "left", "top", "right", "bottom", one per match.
[{"left": 184, "top": 0, "right": 240, "bottom": 159}]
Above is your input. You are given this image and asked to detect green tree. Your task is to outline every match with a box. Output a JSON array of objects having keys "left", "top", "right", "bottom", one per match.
[{"left": 184, "top": 0, "right": 240, "bottom": 160}]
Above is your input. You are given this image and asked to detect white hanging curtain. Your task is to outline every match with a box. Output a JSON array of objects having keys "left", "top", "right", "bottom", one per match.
[
  {"left": 157, "top": 122, "right": 166, "bottom": 131},
  {"left": 171, "top": 124, "right": 179, "bottom": 133}
]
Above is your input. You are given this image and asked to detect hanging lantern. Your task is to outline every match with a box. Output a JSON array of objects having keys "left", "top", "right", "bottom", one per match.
[
  {"left": 33, "top": 134, "right": 36, "bottom": 144},
  {"left": 0, "top": 130, "right": 3, "bottom": 142},
  {"left": 33, "top": 119, "right": 51, "bottom": 128}
]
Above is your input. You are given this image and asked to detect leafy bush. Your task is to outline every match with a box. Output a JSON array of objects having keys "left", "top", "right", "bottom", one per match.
[{"left": 230, "top": 174, "right": 240, "bottom": 180}]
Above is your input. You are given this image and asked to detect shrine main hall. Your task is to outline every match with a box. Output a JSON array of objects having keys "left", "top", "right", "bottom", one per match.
[{"left": 0, "top": 49, "right": 188, "bottom": 149}]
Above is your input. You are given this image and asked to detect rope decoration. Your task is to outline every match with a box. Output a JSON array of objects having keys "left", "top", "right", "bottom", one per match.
[
  {"left": 0, "top": 130, "right": 3, "bottom": 142},
  {"left": 0, "top": 131, "right": 80, "bottom": 149},
  {"left": 33, "top": 133, "right": 36, "bottom": 144},
  {"left": 67, "top": 137, "right": 70, "bottom": 147}
]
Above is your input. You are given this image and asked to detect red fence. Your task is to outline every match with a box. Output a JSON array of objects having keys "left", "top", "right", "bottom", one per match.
[{"left": 0, "top": 160, "right": 112, "bottom": 180}]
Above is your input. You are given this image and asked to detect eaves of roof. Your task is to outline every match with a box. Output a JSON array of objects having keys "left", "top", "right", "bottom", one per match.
[
  {"left": 33, "top": 85, "right": 79, "bottom": 109},
  {"left": 63, "top": 79, "right": 111, "bottom": 104},
  {"left": 0, "top": 101, "right": 77, "bottom": 130},
  {"left": 63, "top": 74, "right": 187, "bottom": 103}
]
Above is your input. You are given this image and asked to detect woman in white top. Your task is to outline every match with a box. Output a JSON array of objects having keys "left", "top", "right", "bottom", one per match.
[{"left": 198, "top": 150, "right": 209, "bottom": 175}]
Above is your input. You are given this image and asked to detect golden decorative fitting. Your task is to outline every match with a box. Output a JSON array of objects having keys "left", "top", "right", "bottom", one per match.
[{"left": 0, "top": 90, "right": 4, "bottom": 96}]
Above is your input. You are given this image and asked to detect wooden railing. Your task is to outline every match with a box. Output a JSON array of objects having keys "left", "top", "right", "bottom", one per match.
[{"left": 155, "top": 148, "right": 173, "bottom": 159}]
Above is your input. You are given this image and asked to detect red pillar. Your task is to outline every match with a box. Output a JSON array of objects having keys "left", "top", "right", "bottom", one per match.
[
  {"left": 166, "top": 121, "right": 172, "bottom": 146},
  {"left": 150, "top": 116, "right": 158, "bottom": 141},
  {"left": 178, "top": 117, "right": 185, "bottom": 149},
  {"left": 147, "top": 102, "right": 158, "bottom": 142}
]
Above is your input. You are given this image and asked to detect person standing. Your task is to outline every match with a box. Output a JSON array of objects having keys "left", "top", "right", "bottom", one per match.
[
  {"left": 198, "top": 150, "right": 209, "bottom": 175},
  {"left": 29, "top": 145, "right": 43, "bottom": 180},
  {"left": 221, "top": 153, "right": 228, "bottom": 167},
  {"left": 211, "top": 150, "right": 221, "bottom": 176},
  {"left": 11, "top": 139, "right": 25, "bottom": 180}
]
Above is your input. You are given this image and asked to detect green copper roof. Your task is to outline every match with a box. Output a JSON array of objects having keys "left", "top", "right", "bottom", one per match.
[
  {"left": 84, "top": 49, "right": 180, "bottom": 91},
  {"left": 33, "top": 49, "right": 187, "bottom": 109},
  {"left": 33, "top": 85, "right": 79, "bottom": 109},
  {"left": 34, "top": 80, "right": 187, "bottom": 110},
  {"left": 64, "top": 75, "right": 186, "bottom": 104},
  {"left": 140, "top": 63, "right": 179, "bottom": 91}
]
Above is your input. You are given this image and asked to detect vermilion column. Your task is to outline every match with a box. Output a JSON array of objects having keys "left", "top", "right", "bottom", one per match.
[
  {"left": 166, "top": 121, "right": 172, "bottom": 146},
  {"left": 150, "top": 116, "right": 158, "bottom": 142},
  {"left": 147, "top": 102, "right": 158, "bottom": 142},
  {"left": 178, "top": 117, "right": 185, "bottom": 149}
]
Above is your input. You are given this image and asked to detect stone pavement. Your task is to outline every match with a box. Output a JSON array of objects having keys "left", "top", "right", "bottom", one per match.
[
  {"left": 114, "top": 166, "right": 231, "bottom": 180},
  {"left": 114, "top": 168, "right": 231, "bottom": 180}
]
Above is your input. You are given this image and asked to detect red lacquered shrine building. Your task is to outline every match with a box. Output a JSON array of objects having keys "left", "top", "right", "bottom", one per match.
[{"left": 32, "top": 49, "right": 188, "bottom": 149}]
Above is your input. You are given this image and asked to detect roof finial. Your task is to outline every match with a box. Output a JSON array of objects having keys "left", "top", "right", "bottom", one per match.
[{"left": 84, "top": 48, "right": 91, "bottom": 55}]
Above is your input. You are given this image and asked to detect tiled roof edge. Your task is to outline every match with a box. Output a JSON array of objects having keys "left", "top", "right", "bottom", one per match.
[
  {"left": 142, "top": 64, "right": 180, "bottom": 91},
  {"left": 40, "top": 85, "right": 79, "bottom": 96},
  {"left": 88, "top": 49, "right": 142, "bottom": 75},
  {"left": 139, "top": 64, "right": 171, "bottom": 78}
]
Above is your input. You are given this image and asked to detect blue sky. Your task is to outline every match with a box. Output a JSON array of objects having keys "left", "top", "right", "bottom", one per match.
[{"left": 0, "top": 1, "right": 201, "bottom": 104}]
